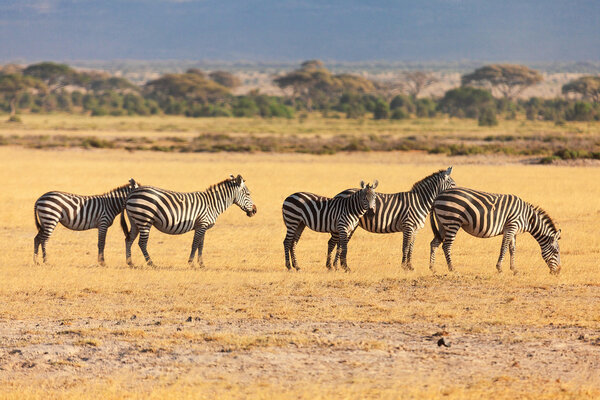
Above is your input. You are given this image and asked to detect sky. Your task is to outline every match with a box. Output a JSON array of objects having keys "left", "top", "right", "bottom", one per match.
[{"left": 0, "top": 0, "right": 599, "bottom": 62}]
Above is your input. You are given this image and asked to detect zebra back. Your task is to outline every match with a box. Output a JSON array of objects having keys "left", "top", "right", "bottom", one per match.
[
  {"left": 334, "top": 168, "right": 455, "bottom": 233},
  {"left": 34, "top": 178, "right": 139, "bottom": 231}
]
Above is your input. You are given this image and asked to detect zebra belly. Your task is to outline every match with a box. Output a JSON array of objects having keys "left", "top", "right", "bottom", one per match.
[
  {"left": 461, "top": 223, "right": 504, "bottom": 238},
  {"left": 153, "top": 219, "right": 196, "bottom": 235}
]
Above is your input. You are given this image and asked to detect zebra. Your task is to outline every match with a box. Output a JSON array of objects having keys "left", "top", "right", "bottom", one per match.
[
  {"left": 330, "top": 167, "right": 455, "bottom": 270},
  {"left": 33, "top": 178, "right": 140, "bottom": 265},
  {"left": 429, "top": 187, "right": 561, "bottom": 275},
  {"left": 282, "top": 180, "right": 378, "bottom": 272},
  {"left": 120, "top": 174, "right": 257, "bottom": 267}
]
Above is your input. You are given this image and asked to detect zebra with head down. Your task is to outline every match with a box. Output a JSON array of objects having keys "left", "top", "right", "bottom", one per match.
[{"left": 429, "top": 187, "right": 561, "bottom": 275}]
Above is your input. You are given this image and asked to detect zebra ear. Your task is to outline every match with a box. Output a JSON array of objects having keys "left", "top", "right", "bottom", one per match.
[
  {"left": 372, "top": 180, "right": 378, "bottom": 189},
  {"left": 360, "top": 180, "right": 365, "bottom": 189},
  {"left": 129, "top": 178, "right": 137, "bottom": 188},
  {"left": 236, "top": 175, "right": 243, "bottom": 185},
  {"left": 446, "top": 166, "right": 453, "bottom": 175}
]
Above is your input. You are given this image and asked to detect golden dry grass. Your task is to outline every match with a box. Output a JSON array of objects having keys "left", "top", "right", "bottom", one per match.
[
  {"left": 1, "top": 113, "right": 599, "bottom": 139},
  {"left": 1, "top": 146, "right": 599, "bottom": 399}
]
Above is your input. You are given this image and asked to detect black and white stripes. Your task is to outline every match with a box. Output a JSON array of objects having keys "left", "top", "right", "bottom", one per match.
[
  {"left": 429, "top": 187, "right": 561, "bottom": 274},
  {"left": 120, "top": 174, "right": 256, "bottom": 267},
  {"left": 331, "top": 167, "right": 455, "bottom": 270},
  {"left": 282, "top": 180, "right": 378, "bottom": 271},
  {"left": 33, "top": 178, "right": 139, "bottom": 265}
]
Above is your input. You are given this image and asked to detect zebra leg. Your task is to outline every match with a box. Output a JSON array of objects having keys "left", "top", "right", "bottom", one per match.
[
  {"left": 97, "top": 222, "right": 108, "bottom": 266},
  {"left": 137, "top": 227, "right": 154, "bottom": 267},
  {"left": 190, "top": 225, "right": 209, "bottom": 268},
  {"left": 326, "top": 233, "right": 339, "bottom": 270},
  {"left": 429, "top": 236, "right": 442, "bottom": 272},
  {"left": 290, "top": 224, "right": 305, "bottom": 271},
  {"left": 496, "top": 232, "right": 513, "bottom": 273},
  {"left": 283, "top": 222, "right": 300, "bottom": 270},
  {"left": 33, "top": 231, "right": 42, "bottom": 264},
  {"left": 333, "top": 228, "right": 355, "bottom": 268},
  {"left": 38, "top": 220, "right": 58, "bottom": 264},
  {"left": 406, "top": 229, "right": 419, "bottom": 271},
  {"left": 441, "top": 234, "right": 457, "bottom": 272},
  {"left": 401, "top": 229, "right": 415, "bottom": 270},
  {"left": 509, "top": 236, "right": 517, "bottom": 275},
  {"left": 338, "top": 230, "right": 350, "bottom": 272},
  {"left": 125, "top": 220, "right": 139, "bottom": 266}
]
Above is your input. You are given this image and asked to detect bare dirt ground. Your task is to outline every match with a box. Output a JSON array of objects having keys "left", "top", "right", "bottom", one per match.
[{"left": 2, "top": 313, "right": 600, "bottom": 397}]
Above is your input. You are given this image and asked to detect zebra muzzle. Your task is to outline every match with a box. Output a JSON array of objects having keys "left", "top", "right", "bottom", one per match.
[{"left": 246, "top": 204, "right": 257, "bottom": 217}]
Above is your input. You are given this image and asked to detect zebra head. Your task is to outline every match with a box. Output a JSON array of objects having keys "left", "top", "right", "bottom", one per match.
[
  {"left": 230, "top": 174, "right": 257, "bottom": 217},
  {"left": 541, "top": 229, "right": 561, "bottom": 275},
  {"left": 359, "top": 180, "right": 379, "bottom": 212},
  {"left": 442, "top": 166, "right": 456, "bottom": 190}
]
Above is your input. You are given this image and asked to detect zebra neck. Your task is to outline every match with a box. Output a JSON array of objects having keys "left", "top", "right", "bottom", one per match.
[
  {"left": 205, "top": 187, "right": 234, "bottom": 215},
  {"left": 349, "top": 192, "right": 367, "bottom": 214},
  {"left": 412, "top": 184, "right": 437, "bottom": 210},
  {"left": 526, "top": 207, "right": 548, "bottom": 245},
  {"left": 98, "top": 188, "right": 129, "bottom": 209}
]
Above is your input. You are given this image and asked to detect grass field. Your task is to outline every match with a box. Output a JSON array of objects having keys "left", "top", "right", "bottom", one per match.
[{"left": 1, "top": 144, "right": 599, "bottom": 399}]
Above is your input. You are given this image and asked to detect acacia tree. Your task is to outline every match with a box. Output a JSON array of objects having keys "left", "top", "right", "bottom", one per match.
[
  {"left": 209, "top": 71, "right": 241, "bottom": 89},
  {"left": 562, "top": 76, "right": 600, "bottom": 103},
  {"left": 145, "top": 72, "right": 230, "bottom": 103},
  {"left": 461, "top": 64, "right": 543, "bottom": 99},
  {"left": 402, "top": 71, "right": 439, "bottom": 98},
  {"left": 274, "top": 60, "right": 374, "bottom": 109},
  {"left": 0, "top": 74, "right": 46, "bottom": 119},
  {"left": 22, "top": 62, "right": 80, "bottom": 92}
]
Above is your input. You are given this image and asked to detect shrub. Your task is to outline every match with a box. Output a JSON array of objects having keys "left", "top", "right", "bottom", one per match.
[
  {"left": 478, "top": 107, "right": 498, "bottom": 126},
  {"left": 373, "top": 99, "right": 390, "bottom": 120},
  {"left": 438, "top": 87, "right": 494, "bottom": 118},
  {"left": 391, "top": 108, "right": 409, "bottom": 120}
]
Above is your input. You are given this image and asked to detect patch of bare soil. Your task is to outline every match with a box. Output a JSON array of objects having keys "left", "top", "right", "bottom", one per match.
[{"left": 1, "top": 317, "right": 599, "bottom": 392}]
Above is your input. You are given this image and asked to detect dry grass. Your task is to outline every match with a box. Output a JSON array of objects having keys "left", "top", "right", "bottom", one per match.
[
  {"left": 1, "top": 146, "right": 599, "bottom": 399},
  {"left": 1, "top": 113, "right": 599, "bottom": 139}
]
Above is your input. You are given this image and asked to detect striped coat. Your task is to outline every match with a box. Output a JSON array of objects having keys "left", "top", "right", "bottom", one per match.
[
  {"left": 331, "top": 167, "right": 455, "bottom": 270},
  {"left": 282, "top": 181, "right": 378, "bottom": 271},
  {"left": 121, "top": 175, "right": 256, "bottom": 267},
  {"left": 33, "top": 179, "right": 139, "bottom": 265},
  {"left": 429, "top": 187, "right": 561, "bottom": 274}
]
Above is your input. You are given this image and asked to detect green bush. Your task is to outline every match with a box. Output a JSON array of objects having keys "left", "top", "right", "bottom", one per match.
[
  {"left": 478, "top": 107, "right": 498, "bottom": 126},
  {"left": 373, "top": 99, "right": 390, "bottom": 120},
  {"left": 391, "top": 108, "right": 409, "bottom": 120},
  {"left": 438, "top": 87, "right": 494, "bottom": 118}
]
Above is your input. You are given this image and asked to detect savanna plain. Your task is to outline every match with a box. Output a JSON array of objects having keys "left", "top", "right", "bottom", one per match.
[{"left": 1, "top": 117, "right": 600, "bottom": 399}]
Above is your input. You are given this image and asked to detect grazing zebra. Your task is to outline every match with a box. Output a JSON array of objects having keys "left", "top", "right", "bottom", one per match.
[
  {"left": 429, "top": 187, "right": 561, "bottom": 275},
  {"left": 331, "top": 167, "right": 455, "bottom": 270},
  {"left": 33, "top": 178, "right": 140, "bottom": 265},
  {"left": 120, "top": 174, "right": 257, "bottom": 267},
  {"left": 282, "top": 180, "right": 378, "bottom": 272}
]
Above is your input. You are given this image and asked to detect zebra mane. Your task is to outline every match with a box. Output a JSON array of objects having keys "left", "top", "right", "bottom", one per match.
[
  {"left": 410, "top": 169, "right": 446, "bottom": 192},
  {"left": 206, "top": 178, "right": 235, "bottom": 193},
  {"left": 529, "top": 203, "right": 558, "bottom": 233}
]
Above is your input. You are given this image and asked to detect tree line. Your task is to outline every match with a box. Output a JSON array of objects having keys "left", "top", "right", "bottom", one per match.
[{"left": 1, "top": 61, "right": 599, "bottom": 124}]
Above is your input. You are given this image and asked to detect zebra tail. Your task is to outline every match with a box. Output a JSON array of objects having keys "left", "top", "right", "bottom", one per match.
[
  {"left": 34, "top": 205, "right": 41, "bottom": 232},
  {"left": 120, "top": 210, "right": 130, "bottom": 239},
  {"left": 430, "top": 211, "right": 443, "bottom": 241}
]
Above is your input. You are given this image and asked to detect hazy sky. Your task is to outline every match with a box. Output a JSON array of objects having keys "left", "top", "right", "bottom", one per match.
[{"left": 1, "top": 0, "right": 599, "bottom": 62}]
